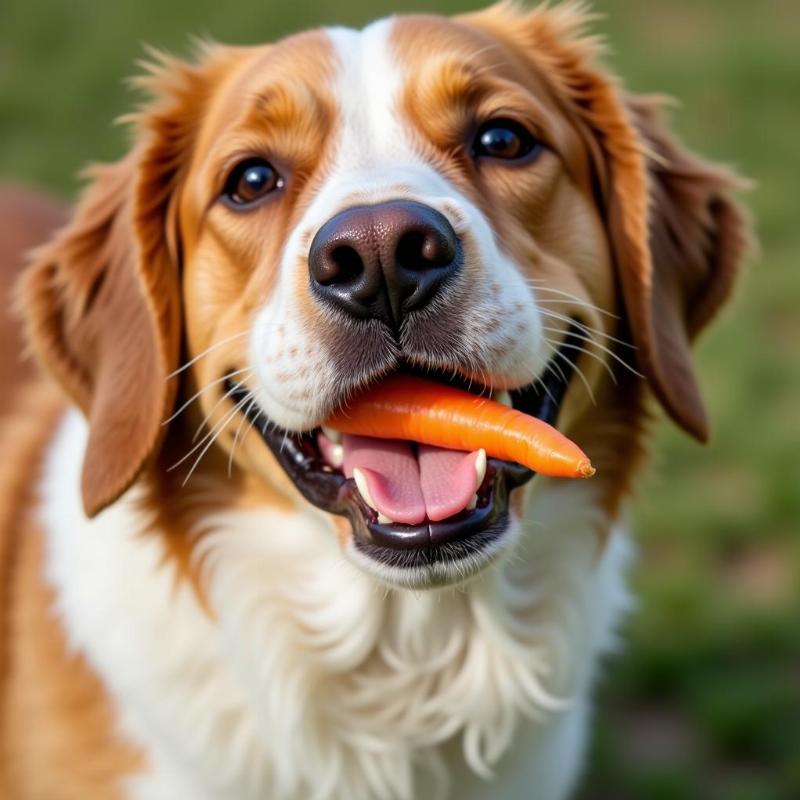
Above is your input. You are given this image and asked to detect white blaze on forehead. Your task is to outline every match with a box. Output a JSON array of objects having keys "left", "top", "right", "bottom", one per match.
[
  {"left": 326, "top": 19, "right": 418, "bottom": 173},
  {"left": 294, "top": 19, "right": 470, "bottom": 237}
]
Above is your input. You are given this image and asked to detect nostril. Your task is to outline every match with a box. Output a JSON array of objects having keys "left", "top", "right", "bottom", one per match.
[
  {"left": 316, "top": 244, "right": 364, "bottom": 286},
  {"left": 396, "top": 228, "right": 456, "bottom": 273},
  {"left": 396, "top": 231, "right": 425, "bottom": 273},
  {"left": 330, "top": 245, "right": 364, "bottom": 284}
]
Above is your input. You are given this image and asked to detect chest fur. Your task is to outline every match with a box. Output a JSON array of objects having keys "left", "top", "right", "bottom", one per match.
[{"left": 39, "top": 411, "right": 631, "bottom": 800}]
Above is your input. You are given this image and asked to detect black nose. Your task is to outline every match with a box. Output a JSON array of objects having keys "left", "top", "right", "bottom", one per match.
[{"left": 308, "top": 200, "right": 461, "bottom": 328}]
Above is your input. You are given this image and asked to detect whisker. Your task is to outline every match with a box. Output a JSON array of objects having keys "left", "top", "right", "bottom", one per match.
[
  {"left": 558, "top": 341, "right": 619, "bottom": 385},
  {"left": 228, "top": 393, "right": 256, "bottom": 477},
  {"left": 244, "top": 396, "right": 266, "bottom": 438},
  {"left": 539, "top": 322, "right": 641, "bottom": 379},
  {"left": 542, "top": 338, "right": 598, "bottom": 406},
  {"left": 181, "top": 396, "right": 251, "bottom": 486},
  {"left": 542, "top": 325, "right": 631, "bottom": 383},
  {"left": 542, "top": 339, "right": 597, "bottom": 406},
  {"left": 166, "top": 329, "right": 251, "bottom": 380},
  {"left": 163, "top": 367, "right": 253, "bottom": 426},
  {"left": 535, "top": 341, "right": 569, "bottom": 389},
  {"left": 173, "top": 380, "right": 247, "bottom": 471},
  {"left": 542, "top": 349, "right": 569, "bottom": 385},
  {"left": 538, "top": 310, "right": 636, "bottom": 349},
  {"left": 534, "top": 371, "right": 559, "bottom": 407},
  {"left": 555, "top": 329, "right": 643, "bottom": 379},
  {"left": 533, "top": 297, "right": 620, "bottom": 321},
  {"left": 191, "top": 375, "right": 253, "bottom": 444},
  {"left": 169, "top": 393, "right": 244, "bottom": 474},
  {"left": 556, "top": 350, "right": 597, "bottom": 406},
  {"left": 525, "top": 283, "right": 620, "bottom": 320}
]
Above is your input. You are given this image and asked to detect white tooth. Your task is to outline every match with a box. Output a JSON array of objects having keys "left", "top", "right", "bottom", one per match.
[
  {"left": 352, "top": 468, "right": 378, "bottom": 511},
  {"left": 322, "top": 426, "right": 342, "bottom": 444},
  {"left": 467, "top": 493, "right": 478, "bottom": 510},
  {"left": 494, "top": 390, "right": 512, "bottom": 408},
  {"left": 474, "top": 448, "right": 487, "bottom": 490},
  {"left": 353, "top": 469, "right": 392, "bottom": 523},
  {"left": 328, "top": 444, "right": 344, "bottom": 468}
]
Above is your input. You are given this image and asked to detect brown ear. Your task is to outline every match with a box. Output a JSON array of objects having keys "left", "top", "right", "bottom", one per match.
[
  {"left": 16, "top": 50, "right": 220, "bottom": 516},
  {"left": 476, "top": 2, "right": 752, "bottom": 441},
  {"left": 19, "top": 152, "right": 180, "bottom": 517},
  {"left": 607, "top": 95, "right": 751, "bottom": 441}
]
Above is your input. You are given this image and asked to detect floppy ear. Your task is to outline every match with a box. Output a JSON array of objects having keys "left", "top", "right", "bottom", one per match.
[
  {"left": 483, "top": 2, "right": 752, "bottom": 441},
  {"left": 17, "top": 51, "right": 217, "bottom": 516},
  {"left": 603, "top": 94, "right": 751, "bottom": 441}
]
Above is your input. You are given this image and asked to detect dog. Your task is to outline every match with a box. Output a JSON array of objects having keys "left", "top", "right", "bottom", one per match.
[{"left": 0, "top": 3, "right": 749, "bottom": 798}]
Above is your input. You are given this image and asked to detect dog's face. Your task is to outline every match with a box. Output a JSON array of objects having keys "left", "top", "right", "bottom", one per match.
[
  {"left": 21, "top": 3, "right": 747, "bottom": 589},
  {"left": 181, "top": 17, "right": 612, "bottom": 428},
  {"left": 178, "top": 15, "right": 618, "bottom": 585}
]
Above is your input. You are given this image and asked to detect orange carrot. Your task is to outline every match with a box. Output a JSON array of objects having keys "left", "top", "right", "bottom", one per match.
[{"left": 325, "top": 375, "right": 595, "bottom": 479}]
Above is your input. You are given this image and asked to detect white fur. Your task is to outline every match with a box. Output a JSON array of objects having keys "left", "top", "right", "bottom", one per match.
[
  {"left": 41, "top": 409, "right": 632, "bottom": 800},
  {"left": 39, "top": 19, "right": 634, "bottom": 799},
  {"left": 249, "top": 19, "right": 547, "bottom": 432}
]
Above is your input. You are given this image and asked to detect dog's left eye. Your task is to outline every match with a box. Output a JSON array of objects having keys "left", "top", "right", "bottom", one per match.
[
  {"left": 472, "top": 119, "right": 542, "bottom": 162},
  {"left": 222, "top": 158, "right": 283, "bottom": 207}
]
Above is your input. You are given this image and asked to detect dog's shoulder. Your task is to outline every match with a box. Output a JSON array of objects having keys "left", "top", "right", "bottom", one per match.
[
  {"left": 0, "top": 186, "right": 135, "bottom": 799},
  {"left": 0, "top": 406, "right": 146, "bottom": 799}
]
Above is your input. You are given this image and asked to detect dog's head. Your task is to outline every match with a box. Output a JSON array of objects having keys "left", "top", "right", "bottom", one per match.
[{"left": 20, "top": 3, "right": 748, "bottom": 588}]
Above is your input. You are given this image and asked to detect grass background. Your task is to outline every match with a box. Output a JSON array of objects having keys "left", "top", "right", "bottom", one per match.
[{"left": 2, "top": 0, "right": 798, "bottom": 797}]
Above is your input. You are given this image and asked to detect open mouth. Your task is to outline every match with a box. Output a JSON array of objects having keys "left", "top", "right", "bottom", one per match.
[{"left": 226, "top": 324, "right": 583, "bottom": 578}]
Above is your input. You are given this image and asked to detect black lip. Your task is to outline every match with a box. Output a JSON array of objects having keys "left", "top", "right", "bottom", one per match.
[{"left": 226, "top": 324, "right": 583, "bottom": 568}]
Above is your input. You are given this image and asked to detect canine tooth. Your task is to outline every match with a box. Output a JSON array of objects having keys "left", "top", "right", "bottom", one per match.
[
  {"left": 474, "top": 449, "right": 487, "bottom": 489},
  {"left": 494, "top": 390, "right": 512, "bottom": 408},
  {"left": 322, "top": 426, "right": 342, "bottom": 444},
  {"left": 467, "top": 493, "right": 478, "bottom": 510},
  {"left": 352, "top": 468, "right": 378, "bottom": 512},
  {"left": 328, "top": 444, "right": 344, "bottom": 468},
  {"left": 377, "top": 513, "right": 392, "bottom": 524}
]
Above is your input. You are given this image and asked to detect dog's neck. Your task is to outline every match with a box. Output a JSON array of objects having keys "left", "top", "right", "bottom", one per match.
[{"left": 41, "top": 409, "right": 631, "bottom": 800}]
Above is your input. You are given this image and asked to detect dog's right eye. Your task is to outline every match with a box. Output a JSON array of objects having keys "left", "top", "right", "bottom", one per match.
[{"left": 222, "top": 158, "right": 283, "bottom": 208}]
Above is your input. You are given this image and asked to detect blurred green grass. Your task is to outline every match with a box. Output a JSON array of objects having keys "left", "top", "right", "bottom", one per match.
[{"left": 2, "top": 1, "right": 798, "bottom": 797}]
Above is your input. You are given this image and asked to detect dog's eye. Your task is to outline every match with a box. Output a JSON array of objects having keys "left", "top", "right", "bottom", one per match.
[
  {"left": 222, "top": 158, "right": 283, "bottom": 207},
  {"left": 473, "top": 119, "right": 542, "bottom": 162}
]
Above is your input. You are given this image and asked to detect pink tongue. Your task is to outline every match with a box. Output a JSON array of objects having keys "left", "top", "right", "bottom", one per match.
[{"left": 342, "top": 434, "right": 482, "bottom": 525}]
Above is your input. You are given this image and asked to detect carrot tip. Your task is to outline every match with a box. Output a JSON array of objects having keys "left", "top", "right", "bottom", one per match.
[{"left": 578, "top": 461, "right": 596, "bottom": 478}]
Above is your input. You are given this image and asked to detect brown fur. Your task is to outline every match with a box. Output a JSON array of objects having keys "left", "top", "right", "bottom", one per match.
[
  {"left": 0, "top": 191, "right": 142, "bottom": 797},
  {"left": 1, "top": 3, "right": 750, "bottom": 796},
  {"left": 0, "top": 385, "right": 142, "bottom": 800}
]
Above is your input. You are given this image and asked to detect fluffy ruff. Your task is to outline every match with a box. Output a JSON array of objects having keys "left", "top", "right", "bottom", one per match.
[{"left": 43, "top": 411, "right": 631, "bottom": 800}]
